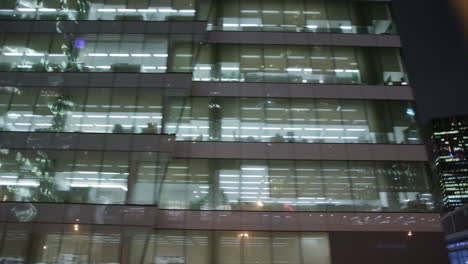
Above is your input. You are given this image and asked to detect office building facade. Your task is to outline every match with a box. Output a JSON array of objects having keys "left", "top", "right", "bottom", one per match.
[
  {"left": 431, "top": 116, "right": 468, "bottom": 211},
  {"left": 443, "top": 203, "right": 468, "bottom": 264},
  {"left": 0, "top": 0, "right": 448, "bottom": 263},
  {"left": 431, "top": 116, "right": 468, "bottom": 264}
]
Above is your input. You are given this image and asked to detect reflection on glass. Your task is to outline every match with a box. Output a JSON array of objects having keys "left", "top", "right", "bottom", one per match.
[
  {"left": 0, "top": 34, "right": 408, "bottom": 86},
  {"left": 193, "top": 44, "right": 408, "bottom": 85},
  {"left": 0, "top": 149, "right": 136, "bottom": 204},
  {"left": 155, "top": 159, "right": 435, "bottom": 212},
  {"left": 0, "top": 87, "right": 164, "bottom": 134},
  {"left": 0, "top": 33, "right": 168, "bottom": 73},
  {"left": 0, "top": 149, "right": 435, "bottom": 212},
  {"left": 207, "top": 0, "right": 397, "bottom": 35},
  {"left": 0, "top": 0, "right": 196, "bottom": 21},
  {"left": 170, "top": 97, "right": 422, "bottom": 144},
  {"left": 1, "top": 89, "right": 420, "bottom": 144}
]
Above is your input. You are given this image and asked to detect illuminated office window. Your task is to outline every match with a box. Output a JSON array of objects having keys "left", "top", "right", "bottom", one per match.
[
  {"left": 171, "top": 97, "right": 421, "bottom": 144},
  {"left": 0, "top": 0, "right": 196, "bottom": 21},
  {"left": 153, "top": 159, "right": 434, "bottom": 212},
  {"left": 0, "top": 87, "right": 164, "bottom": 133},
  {"left": 0, "top": 149, "right": 435, "bottom": 212},
  {"left": 0, "top": 33, "right": 169, "bottom": 73},
  {"left": 206, "top": 0, "right": 396, "bottom": 35},
  {"left": 193, "top": 44, "right": 408, "bottom": 85}
]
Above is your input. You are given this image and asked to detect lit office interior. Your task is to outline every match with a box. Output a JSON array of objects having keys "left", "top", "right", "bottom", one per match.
[{"left": 0, "top": 149, "right": 434, "bottom": 212}]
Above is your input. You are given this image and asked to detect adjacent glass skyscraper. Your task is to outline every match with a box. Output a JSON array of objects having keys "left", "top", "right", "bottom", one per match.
[
  {"left": 0, "top": 0, "right": 449, "bottom": 263},
  {"left": 431, "top": 116, "right": 468, "bottom": 211},
  {"left": 432, "top": 116, "right": 468, "bottom": 264}
]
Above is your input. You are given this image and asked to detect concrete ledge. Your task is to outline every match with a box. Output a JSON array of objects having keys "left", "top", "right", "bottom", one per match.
[
  {"left": 191, "top": 82, "right": 414, "bottom": 100},
  {"left": 0, "top": 131, "right": 176, "bottom": 152},
  {"left": 0, "top": 72, "right": 193, "bottom": 91},
  {"left": 0, "top": 203, "right": 441, "bottom": 232},
  {"left": 207, "top": 31, "right": 401, "bottom": 47},
  {"left": 0, "top": 20, "right": 208, "bottom": 34},
  {"left": 173, "top": 142, "right": 429, "bottom": 161}
]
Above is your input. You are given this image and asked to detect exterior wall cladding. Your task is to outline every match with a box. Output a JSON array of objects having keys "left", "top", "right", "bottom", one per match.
[{"left": 0, "top": 0, "right": 449, "bottom": 263}]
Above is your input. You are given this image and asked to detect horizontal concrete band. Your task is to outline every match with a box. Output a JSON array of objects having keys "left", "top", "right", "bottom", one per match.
[
  {"left": 0, "top": 21, "right": 208, "bottom": 34},
  {"left": 0, "top": 132, "right": 428, "bottom": 161},
  {"left": 0, "top": 21, "right": 398, "bottom": 47},
  {"left": 0, "top": 74, "right": 413, "bottom": 101},
  {"left": 191, "top": 82, "right": 414, "bottom": 100},
  {"left": 172, "top": 142, "right": 429, "bottom": 161},
  {"left": 0, "top": 203, "right": 442, "bottom": 232},
  {"left": 0, "top": 132, "right": 176, "bottom": 152},
  {"left": 0, "top": 72, "right": 193, "bottom": 89},
  {"left": 207, "top": 31, "right": 401, "bottom": 47}
]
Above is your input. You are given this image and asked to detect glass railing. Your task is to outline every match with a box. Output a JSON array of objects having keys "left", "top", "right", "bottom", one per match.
[
  {"left": 0, "top": 149, "right": 435, "bottom": 212},
  {"left": 0, "top": 0, "right": 196, "bottom": 21}
]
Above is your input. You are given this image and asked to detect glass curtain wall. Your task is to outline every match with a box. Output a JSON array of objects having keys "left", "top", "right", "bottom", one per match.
[
  {"left": 0, "top": 0, "right": 196, "bottom": 21},
  {"left": 0, "top": 35, "right": 408, "bottom": 86},
  {"left": 0, "top": 87, "right": 167, "bottom": 134},
  {"left": 1, "top": 90, "right": 421, "bottom": 145},
  {"left": 0, "top": 149, "right": 167, "bottom": 205},
  {"left": 207, "top": 0, "right": 396, "bottom": 34},
  {"left": 192, "top": 44, "right": 408, "bottom": 85},
  {"left": 0, "top": 33, "right": 170, "bottom": 73},
  {"left": 0, "top": 224, "right": 331, "bottom": 264},
  {"left": 168, "top": 97, "right": 422, "bottom": 144},
  {"left": 155, "top": 159, "right": 434, "bottom": 212},
  {"left": 131, "top": 230, "right": 330, "bottom": 264},
  {"left": 0, "top": 149, "right": 434, "bottom": 212}
]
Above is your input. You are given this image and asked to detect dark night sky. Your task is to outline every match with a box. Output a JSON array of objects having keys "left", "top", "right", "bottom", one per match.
[{"left": 391, "top": 0, "right": 468, "bottom": 124}]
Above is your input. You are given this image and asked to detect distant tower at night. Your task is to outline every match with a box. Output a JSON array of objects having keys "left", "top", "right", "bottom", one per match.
[{"left": 431, "top": 116, "right": 468, "bottom": 210}]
